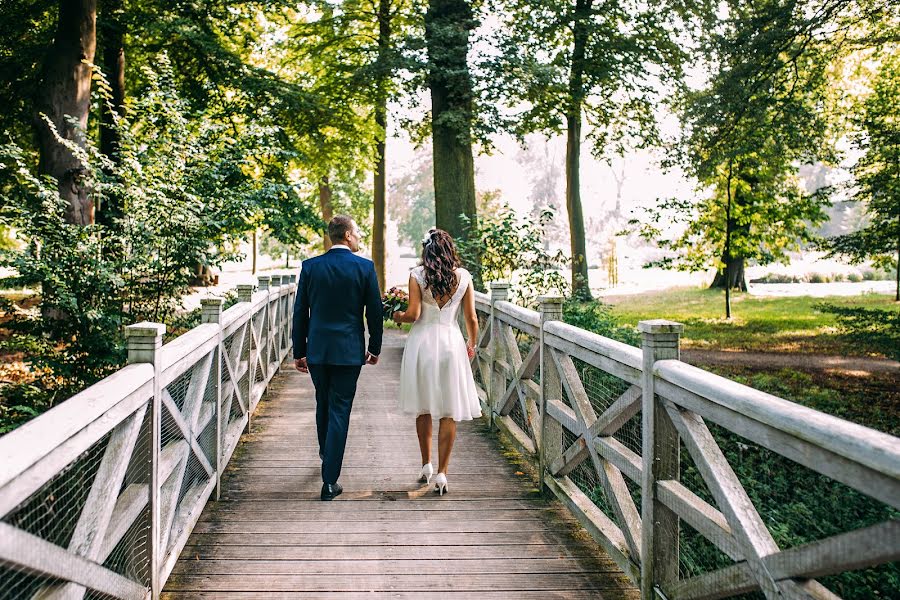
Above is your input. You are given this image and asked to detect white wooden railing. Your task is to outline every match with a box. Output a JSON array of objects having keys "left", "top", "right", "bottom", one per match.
[
  {"left": 471, "top": 283, "right": 899, "bottom": 600},
  {"left": 0, "top": 274, "right": 296, "bottom": 600}
]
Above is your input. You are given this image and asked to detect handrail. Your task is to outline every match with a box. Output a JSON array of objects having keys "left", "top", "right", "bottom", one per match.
[
  {"left": 0, "top": 273, "right": 298, "bottom": 600},
  {"left": 655, "top": 359, "right": 900, "bottom": 482},
  {"left": 472, "top": 283, "right": 900, "bottom": 600}
]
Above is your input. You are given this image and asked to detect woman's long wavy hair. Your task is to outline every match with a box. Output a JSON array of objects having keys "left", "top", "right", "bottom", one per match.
[{"left": 421, "top": 228, "right": 461, "bottom": 300}]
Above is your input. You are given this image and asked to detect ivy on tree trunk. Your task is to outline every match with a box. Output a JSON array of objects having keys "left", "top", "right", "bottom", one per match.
[{"left": 35, "top": 0, "right": 97, "bottom": 226}]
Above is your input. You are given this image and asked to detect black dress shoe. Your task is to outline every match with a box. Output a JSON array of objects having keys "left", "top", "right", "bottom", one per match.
[{"left": 321, "top": 482, "right": 343, "bottom": 501}]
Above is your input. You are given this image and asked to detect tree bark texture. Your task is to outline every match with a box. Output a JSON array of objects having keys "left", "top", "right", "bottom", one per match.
[
  {"left": 565, "top": 0, "right": 593, "bottom": 300},
  {"left": 97, "top": 0, "right": 125, "bottom": 229},
  {"left": 319, "top": 177, "right": 334, "bottom": 251},
  {"left": 35, "top": 0, "right": 97, "bottom": 226},
  {"left": 372, "top": 0, "right": 391, "bottom": 292},
  {"left": 426, "top": 0, "right": 480, "bottom": 287}
]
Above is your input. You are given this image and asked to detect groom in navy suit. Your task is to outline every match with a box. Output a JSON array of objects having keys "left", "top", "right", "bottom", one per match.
[{"left": 292, "top": 215, "right": 383, "bottom": 500}]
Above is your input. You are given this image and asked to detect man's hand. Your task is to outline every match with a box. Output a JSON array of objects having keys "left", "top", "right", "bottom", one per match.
[
  {"left": 365, "top": 352, "right": 379, "bottom": 365},
  {"left": 294, "top": 357, "right": 308, "bottom": 373}
]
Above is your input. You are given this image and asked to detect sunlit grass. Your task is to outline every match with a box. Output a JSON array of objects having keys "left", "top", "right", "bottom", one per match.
[{"left": 605, "top": 287, "right": 898, "bottom": 356}]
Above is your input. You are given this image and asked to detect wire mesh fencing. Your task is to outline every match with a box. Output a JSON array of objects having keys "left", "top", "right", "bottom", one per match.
[
  {"left": 472, "top": 287, "right": 899, "bottom": 599},
  {"left": 0, "top": 279, "right": 297, "bottom": 599}
]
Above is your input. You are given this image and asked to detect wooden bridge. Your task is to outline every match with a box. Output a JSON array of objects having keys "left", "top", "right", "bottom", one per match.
[{"left": 1, "top": 276, "right": 897, "bottom": 600}]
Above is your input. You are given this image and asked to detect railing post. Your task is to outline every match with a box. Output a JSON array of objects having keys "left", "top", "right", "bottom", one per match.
[
  {"left": 538, "top": 296, "right": 563, "bottom": 493},
  {"left": 125, "top": 322, "right": 166, "bottom": 600},
  {"left": 488, "top": 282, "right": 510, "bottom": 428},
  {"left": 269, "top": 276, "right": 282, "bottom": 362},
  {"left": 201, "top": 298, "right": 224, "bottom": 501},
  {"left": 639, "top": 319, "right": 683, "bottom": 599},
  {"left": 257, "top": 275, "right": 270, "bottom": 291},
  {"left": 236, "top": 284, "right": 254, "bottom": 303}
]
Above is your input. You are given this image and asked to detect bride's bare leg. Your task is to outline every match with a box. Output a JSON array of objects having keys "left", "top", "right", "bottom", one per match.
[
  {"left": 416, "top": 414, "right": 432, "bottom": 465},
  {"left": 437, "top": 417, "right": 457, "bottom": 474}
]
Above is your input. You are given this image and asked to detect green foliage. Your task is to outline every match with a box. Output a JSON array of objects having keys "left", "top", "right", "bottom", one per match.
[
  {"left": 820, "top": 49, "right": 900, "bottom": 291},
  {"left": 562, "top": 300, "right": 639, "bottom": 347},
  {"left": 0, "top": 57, "right": 317, "bottom": 429},
  {"left": 816, "top": 304, "right": 900, "bottom": 361},
  {"left": 631, "top": 0, "right": 839, "bottom": 287},
  {"left": 487, "top": 0, "right": 690, "bottom": 156},
  {"left": 457, "top": 203, "right": 569, "bottom": 306}
]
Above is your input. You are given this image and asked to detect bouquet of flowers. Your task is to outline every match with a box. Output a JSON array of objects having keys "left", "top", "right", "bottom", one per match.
[{"left": 381, "top": 287, "right": 409, "bottom": 321}]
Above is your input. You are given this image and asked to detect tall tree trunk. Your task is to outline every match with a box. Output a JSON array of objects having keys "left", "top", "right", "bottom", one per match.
[
  {"left": 319, "top": 176, "right": 334, "bottom": 251},
  {"left": 426, "top": 0, "right": 481, "bottom": 288},
  {"left": 710, "top": 181, "right": 749, "bottom": 294},
  {"left": 97, "top": 0, "right": 125, "bottom": 230},
  {"left": 251, "top": 229, "right": 257, "bottom": 275},
  {"left": 372, "top": 0, "right": 391, "bottom": 292},
  {"left": 35, "top": 0, "right": 98, "bottom": 226},
  {"left": 565, "top": 0, "right": 592, "bottom": 300}
]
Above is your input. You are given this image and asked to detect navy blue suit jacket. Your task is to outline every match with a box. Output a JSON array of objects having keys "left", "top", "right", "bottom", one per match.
[{"left": 292, "top": 248, "right": 383, "bottom": 365}]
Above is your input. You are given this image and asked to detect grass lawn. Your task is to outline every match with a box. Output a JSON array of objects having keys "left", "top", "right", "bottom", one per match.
[{"left": 605, "top": 287, "right": 899, "bottom": 357}]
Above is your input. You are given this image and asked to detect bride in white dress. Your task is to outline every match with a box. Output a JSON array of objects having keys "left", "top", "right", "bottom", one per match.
[{"left": 392, "top": 228, "right": 481, "bottom": 495}]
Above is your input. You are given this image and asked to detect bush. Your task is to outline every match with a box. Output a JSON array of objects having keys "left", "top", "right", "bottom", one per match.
[
  {"left": 457, "top": 204, "right": 569, "bottom": 307},
  {"left": 807, "top": 272, "right": 828, "bottom": 283},
  {"left": 0, "top": 57, "right": 312, "bottom": 432},
  {"left": 562, "top": 299, "right": 640, "bottom": 347},
  {"left": 848, "top": 272, "right": 863, "bottom": 282}
]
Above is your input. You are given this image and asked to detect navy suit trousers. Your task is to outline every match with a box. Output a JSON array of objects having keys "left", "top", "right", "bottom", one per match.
[{"left": 308, "top": 364, "right": 362, "bottom": 485}]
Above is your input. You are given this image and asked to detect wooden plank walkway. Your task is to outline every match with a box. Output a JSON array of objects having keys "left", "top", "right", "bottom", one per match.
[{"left": 163, "top": 330, "right": 639, "bottom": 599}]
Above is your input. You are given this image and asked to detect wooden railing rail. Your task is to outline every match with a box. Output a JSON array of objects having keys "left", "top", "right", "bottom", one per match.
[
  {"left": 0, "top": 274, "right": 297, "bottom": 600},
  {"left": 471, "top": 285, "right": 900, "bottom": 600}
]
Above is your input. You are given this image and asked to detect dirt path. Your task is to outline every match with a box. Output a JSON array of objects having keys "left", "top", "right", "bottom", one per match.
[{"left": 682, "top": 349, "right": 900, "bottom": 375}]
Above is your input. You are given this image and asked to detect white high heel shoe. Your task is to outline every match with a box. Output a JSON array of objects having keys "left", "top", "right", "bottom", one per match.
[
  {"left": 419, "top": 463, "right": 433, "bottom": 484},
  {"left": 433, "top": 473, "right": 448, "bottom": 496}
]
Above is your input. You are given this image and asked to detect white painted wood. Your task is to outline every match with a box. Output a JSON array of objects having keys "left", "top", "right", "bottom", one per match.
[
  {"left": 640, "top": 320, "right": 682, "bottom": 599},
  {"left": 544, "top": 320, "right": 643, "bottom": 372},
  {"left": 496, "top": 414, "right": 537, "bottom": 456},
  {"left": 159, "top": 477, "right": 218, "bottom": 585},
  {"left": 0, "top": 365, "right": 153, "bottom": 507},
  {"left": 494, "top": 299, "right": 540, "bottom": 327},
  {"left": 100, "top": 483, "right": 148, "bottom": 561},
  {"left": 0, "top": 380, "right": 152, "bottom": 519},
  {"left": 664, "top": 518, "right": 895, "bottom": 600},
  {"left": 0, "top": 523, "right": 147, "bottom": 599},
  {"left": 160, "top": 391, "right": 214, "bottom": 478},
  {"left": 656, "top": 480, "right": 742, "bottom": 560},
  {"left": 68, "top": 404, "right": 148, "bottom": 558},
  {"left": 664, "top": 401, "right": 782, "bottom": 599},
  {"left": 543, "top": 330, "right": 642, "bottom": 385},
  {"left": 655, "top": 378, "right": 900, "bottom": 510},
  {"left": 592, "top": 385, "right": 642, "bottom": 437},
  {"left": 158, "top": 328, "right": 218, "bottom": 388},
  {"left": 543, "top": 475, "right": 640, "bottom": 584},
  {"left": 220, "top": 303, "right": 252, "bottom": 333},
  {"left": 497, "top": 339, "right": 538, "bottom": 416},
  {"left": 656, "top": 359, "right": 900, "bottom": 482}
]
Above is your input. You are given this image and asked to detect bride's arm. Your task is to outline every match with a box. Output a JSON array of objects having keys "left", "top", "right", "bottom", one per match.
[
  {"left": 393, "top": 275, "right": 422, "bottom": 324},
  {"left": 462, "top": 282, "right": 478, "bottom": 359}
]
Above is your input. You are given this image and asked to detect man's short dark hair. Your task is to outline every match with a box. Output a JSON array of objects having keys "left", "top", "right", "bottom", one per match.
[{"left": 328, "top": 215, "right": 354, "bottom": 244}]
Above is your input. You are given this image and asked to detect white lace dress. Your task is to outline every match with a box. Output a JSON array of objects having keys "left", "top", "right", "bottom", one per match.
[{"left": 398, "top": 267, "right": 482, "bottom": 421}]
